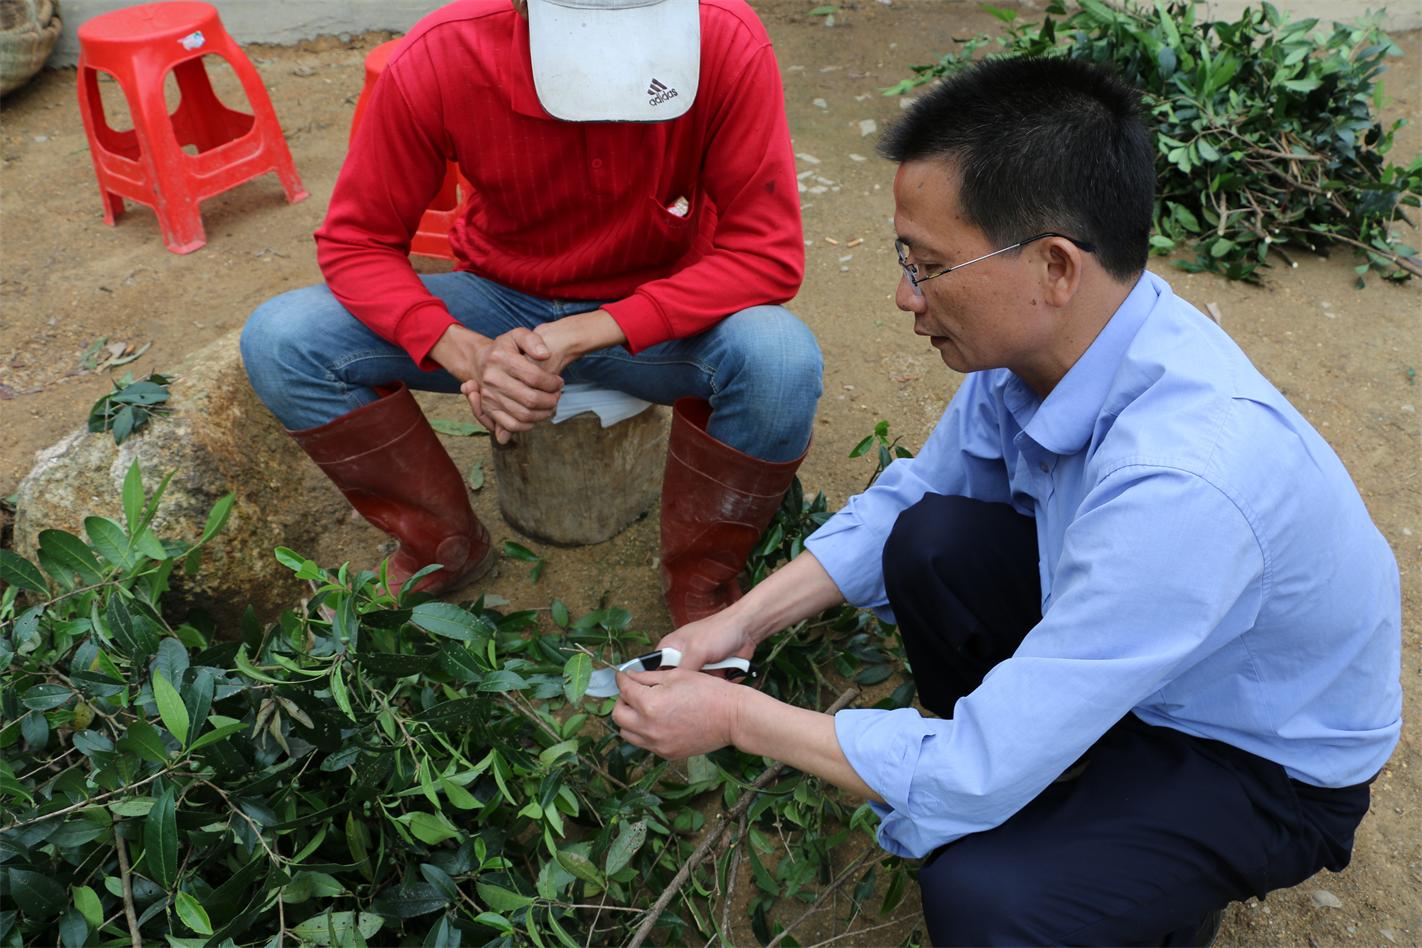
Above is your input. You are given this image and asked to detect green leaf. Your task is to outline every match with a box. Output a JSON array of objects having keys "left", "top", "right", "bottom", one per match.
[
  {"left": 468, "top": 460, "right": 486, "bottom": 490},
  {"left": 234, "top": 645, "right": 289, "bottom": 684},
  {"left": 562, "top": 653, "right": 592, "bottom": 703},
  {"left": 473, "top": 912, "right": 514, "bottom": 935},
  {"left": 109, "top": 797, "right": 156, "bottom": 818},
  {"left": 411, "top": 601, "right": 483, "bottom": 641},
  {"left": 144, "top": 788, "right": 179, "bottom": 888},
  {"left": 6, "top": 868, "right": 66, "bottom": 918},
  {"left": 477, "top": 882, "right": 535, "bottom": 913},
  {"left": 502, "top": 540, "right": 541, "bottom": 563},
  {"left": 186, "top": 720, "right": 246, "bottom": 752},
  {"left": 175, "top": 891, "right": 212, "bottom": 935},
  {"left": 200, "top": 493, "right": 235, "bottom": 544},
  {"left": 848, "top": 434, "right": 874, "bottom": 458},
  {"left": 807, "top": 5, "right": 837, "bottom": 15},
  {"left": 38, "top": 529, "right": 105, "bottom": 586},
  {"left": 0, "top": 549, "right": 48, "bottom": 593},
  {"left": 605, "top": 819, "right": 647, "bottom": 877},
  {"left": 118, "top": 719, "right": 169, "bottom": 761},
  {"left": 440, "top": 777, "right": 482, "bottom": 810},
  {"left": 398, "top": 811, "right": 461, "bottom": 845},
  {"left": 152, "top": 670, "right": 190, "bottom": 745},
  {"left": 122, "top": 461, "right": 144, "bottom": 532},
  {"left": 21, "top": 683, "right": 73, "bottom": 711},
  {"left": 73, "top": 885, "right": 104, "bottom": 928},
  {"left": 330, "top": 665, "right": 355, "bottom": 720},
  {"left": 555, "top": 849, "right": 604, "bottom": 886},
  {"left": 477, "top": 669, "right": 529, "bottom": 693},
  {"left": 85, "top": 516, "right": 131, "bottom": 569},
  {"left": 290, "top": 911, "right": 384, "bottom": 946},
  {"left": 550, "top": 599, "right": 570, "bottom": 628},
  {"left": 430, "top": 418, "right": 489, "bottom": 437}
]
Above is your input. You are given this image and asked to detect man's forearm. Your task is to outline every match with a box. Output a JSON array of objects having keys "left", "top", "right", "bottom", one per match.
[
  {"left": 538, "top": 309, "right": 626, "bottom": 363},
  {"left": 728, "top": 552, "right": 847, "bottom": 646},
  {"left": 732, "top": 688, "right": 884, "bottom": 803}
]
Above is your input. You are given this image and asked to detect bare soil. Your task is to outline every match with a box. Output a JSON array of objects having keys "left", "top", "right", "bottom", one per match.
[{"left": 1, "top": 1, "right": 1418, "bottom": 944}]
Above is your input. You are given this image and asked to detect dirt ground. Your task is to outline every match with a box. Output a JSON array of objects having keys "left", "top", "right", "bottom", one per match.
[{"left": 2, "top": 0, "right": 1419, "bottom": 944}]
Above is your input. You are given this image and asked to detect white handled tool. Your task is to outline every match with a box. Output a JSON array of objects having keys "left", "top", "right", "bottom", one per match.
[{"left": 584, "top": 648, "right": 754, "bottom": 698}]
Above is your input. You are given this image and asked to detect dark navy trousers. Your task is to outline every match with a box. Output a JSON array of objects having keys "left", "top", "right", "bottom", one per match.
[{"left": 881, "top": 494, "right": 1371, "bottom": 947}]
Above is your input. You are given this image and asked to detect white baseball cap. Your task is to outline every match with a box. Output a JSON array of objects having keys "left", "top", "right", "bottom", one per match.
[{"left": 528, "top": 0, "right": 700, "bottom": 122}]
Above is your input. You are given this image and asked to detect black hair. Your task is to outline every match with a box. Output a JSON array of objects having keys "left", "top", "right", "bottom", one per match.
[{"left": 878, "top": 57, "right": 1154, "bottom": 281}]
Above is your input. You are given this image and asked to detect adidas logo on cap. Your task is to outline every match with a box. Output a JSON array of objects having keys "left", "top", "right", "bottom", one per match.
[{"left": 647, "top": 77, "right": 679, "bottom": 107}]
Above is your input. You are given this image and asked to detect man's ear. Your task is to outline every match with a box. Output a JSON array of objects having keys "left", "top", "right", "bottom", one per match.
[{"left": 1041, "top": 237, "right": 1085, "bottom": 308}]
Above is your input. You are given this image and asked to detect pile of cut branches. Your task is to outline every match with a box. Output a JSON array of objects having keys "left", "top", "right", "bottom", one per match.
[{"left": 886, "top": 0, "right": 1422, "bottom": 285}]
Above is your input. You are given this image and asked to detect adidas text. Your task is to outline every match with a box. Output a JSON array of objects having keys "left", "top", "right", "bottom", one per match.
[{"left": 649, "top": 88, "right": 679, "bottom": 107}]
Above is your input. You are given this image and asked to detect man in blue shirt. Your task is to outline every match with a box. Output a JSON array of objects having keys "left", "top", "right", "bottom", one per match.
[{"left": 611, "top": 57, "right": 1402, "bottom": 944}]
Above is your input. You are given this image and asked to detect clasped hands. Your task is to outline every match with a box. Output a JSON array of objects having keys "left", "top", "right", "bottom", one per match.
[{"left": 431, "top": 311, "right": 627, "bottom": 443}]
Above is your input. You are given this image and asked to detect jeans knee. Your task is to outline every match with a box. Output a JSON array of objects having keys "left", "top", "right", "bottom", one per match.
[{"left": 717, "top": 306, "right": 823, "bottom": 416}]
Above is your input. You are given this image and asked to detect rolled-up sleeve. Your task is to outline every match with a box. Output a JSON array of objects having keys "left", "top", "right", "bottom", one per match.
[
  {"left": 804, "top": 373, "right": 1014, "bottom": 615},
  {"left": 833, "top": 465, "right": 1265, "bottom": 857}
]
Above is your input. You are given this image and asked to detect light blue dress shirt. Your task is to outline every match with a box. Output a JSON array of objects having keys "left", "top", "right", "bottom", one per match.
[{"left": 805, "top": 271, "right": 1402, "bottom": 859}]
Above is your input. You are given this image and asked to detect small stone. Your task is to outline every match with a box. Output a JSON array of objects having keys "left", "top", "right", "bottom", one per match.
[
  {"left": 823, "top": 13, "right": 835, "bottom": 26},
  {"left": 840, "top": 266, "right": 850, "bottom": 272},
  {"left": 1310, "top": 889, "right": 1343, "bottom": 909},
  {"left": 814, "top": 175, "right": 835, "bottom": 186},
  {"left": 1380, "top": 929, "right": 1396, "bottom": 943},
  {"left": 291, "top": 65, "right": 316, "bottom": 77},
  {"left": 839, "top": 254, "right": 854, "bottom": 263},
  {"left": 900, "top": 96, "right": 916, "bottom": 110},
  {"left": 812, "top": 98, "right": 829, "bottom": 110},
  {"left": 1403, "top": 527, "right": 1413, "bottom": 536},
  {"left": 858, "top": 119, "right": 878, "bottom": 136},
  {"left": 1402, "top": 404, "right": 1416, "bottom": 413},
  {"left": 808, "top": 185, "right": 828, "bottom": 194},
  {"left": 798, "top": 170, "right": 816, "bottom": 180},
  {"left": 33, "top": 134, "right": 49, "bottom": 143},
  {"left": 849, "top": 153, "right": 867, "bottom": 162},
  {"left": 855, "top": 94, "right": 870, "bottom": 101},
  {"left": 796, "top": 152, "right": 821, "bottom": 165}
]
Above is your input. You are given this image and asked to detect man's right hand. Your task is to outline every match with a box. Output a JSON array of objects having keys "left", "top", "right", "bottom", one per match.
[
  {"left": 657, "top": 608, "right": 757, "bottom": 673},
  {"left": 430, "top": 325, "right": 563, "bottom": 443}
]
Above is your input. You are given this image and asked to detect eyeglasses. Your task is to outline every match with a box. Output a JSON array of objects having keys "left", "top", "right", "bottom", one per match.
[{"left": 895, "top": 233, "right": 1098, "bottom": 293}]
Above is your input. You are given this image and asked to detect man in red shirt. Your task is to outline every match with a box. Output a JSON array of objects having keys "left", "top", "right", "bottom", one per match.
[{"left": 241, "top": 0, "right": 820, "bottom": 624}]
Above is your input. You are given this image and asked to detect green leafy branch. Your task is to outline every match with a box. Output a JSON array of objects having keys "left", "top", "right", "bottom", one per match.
[{"left": 887, "top": 0, "right": 1421, "bottom": 285}]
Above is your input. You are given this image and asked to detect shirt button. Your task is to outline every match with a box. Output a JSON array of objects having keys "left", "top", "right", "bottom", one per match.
[{"left": 591, "top": 158, "right": 604, "bottom": 169}]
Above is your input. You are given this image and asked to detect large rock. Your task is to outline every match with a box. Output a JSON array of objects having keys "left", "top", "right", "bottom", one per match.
[{"left": 13, "top": 329, "right": 346, "bottom": 628}]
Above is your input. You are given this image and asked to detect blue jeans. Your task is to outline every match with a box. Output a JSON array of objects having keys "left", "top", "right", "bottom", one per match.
[{"left": 240, "top": 272, "right": 823, "bottom": 462}]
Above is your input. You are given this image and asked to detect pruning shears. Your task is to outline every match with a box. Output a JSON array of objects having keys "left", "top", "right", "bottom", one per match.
[{"left": 584, "top": 648, "right": 756, "bottom": 698}]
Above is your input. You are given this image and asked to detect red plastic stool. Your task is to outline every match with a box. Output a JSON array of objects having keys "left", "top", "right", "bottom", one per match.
[
  {"left": 350, "top": 38, "right": 467, "bottom": 262},
  {"left": 76, "top": 1, "right": 308, "bottom": 254}
]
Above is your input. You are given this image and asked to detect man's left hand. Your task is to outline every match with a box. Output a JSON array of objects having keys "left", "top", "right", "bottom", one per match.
[{"left": 612, "top": 668, "right": 742, "bottom": 759}]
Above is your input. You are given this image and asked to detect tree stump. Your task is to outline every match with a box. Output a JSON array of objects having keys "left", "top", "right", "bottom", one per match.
[{"left": 491, "top": 406, "right": 668, "bottom": 546}]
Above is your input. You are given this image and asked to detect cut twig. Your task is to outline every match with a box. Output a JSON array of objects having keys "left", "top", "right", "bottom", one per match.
[
  {"left": 766, "top": 848, "right": 875, "bottom": 948},
  {"left": 627, "top": 687, "right": 860, "bottom": 948},
  {"left": 114, "top": 832, "right": 142, "bottom": 948},
  {"left": 806, "top": 912, "right": 920, "bottom": 948}
]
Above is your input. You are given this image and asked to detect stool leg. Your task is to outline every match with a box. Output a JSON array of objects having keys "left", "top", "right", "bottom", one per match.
[
  {"left": 76, "top": 65, "right": 128, "bottom": 225},
  {"left": 221, "top": 42, "right": 308, "bottom": 204},
  {"left": 133, "top": 81, "right": 206, "bottom": 254}
]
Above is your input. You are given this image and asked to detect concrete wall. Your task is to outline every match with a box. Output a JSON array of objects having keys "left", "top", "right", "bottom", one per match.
[
  {"left": 49, "top": 0, "right": 1422, "bottom": 67},
  {"left": 52, "top": 1, "right": 439, "bottom": 67}
]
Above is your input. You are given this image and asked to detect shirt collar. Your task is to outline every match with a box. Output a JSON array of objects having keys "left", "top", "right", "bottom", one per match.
[
  {"left": 506, "top": 15, "right": 556, "bottom": 120},
  {"left": 1009, "top": 271, "right": 1163, "bottom": 456}
]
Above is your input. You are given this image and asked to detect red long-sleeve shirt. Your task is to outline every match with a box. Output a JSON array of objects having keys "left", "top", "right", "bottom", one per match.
[{"left": 316, "top": 0, "right": 804, "bottom": 368}]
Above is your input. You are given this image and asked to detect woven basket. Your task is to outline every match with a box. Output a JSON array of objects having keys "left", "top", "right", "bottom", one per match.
[{"left": 0, "top": 0, "right": 61, "bottom": 97}]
